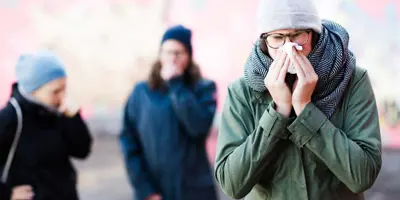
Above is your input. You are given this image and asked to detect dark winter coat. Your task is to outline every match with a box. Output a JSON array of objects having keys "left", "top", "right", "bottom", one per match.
[
  {"left": 120, "top": 76, "right": 218, "bottom": 200},
  {"left": 0, "top": 84, "right": 92, "bottom": 200}
]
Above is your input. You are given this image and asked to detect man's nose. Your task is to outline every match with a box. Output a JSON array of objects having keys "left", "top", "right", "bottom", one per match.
[
  {"left": 285, "top": 36, "right": 292, "bottom": 43},
  {"left": 170, "top": 53, "right": 180, "bottom": 60}
]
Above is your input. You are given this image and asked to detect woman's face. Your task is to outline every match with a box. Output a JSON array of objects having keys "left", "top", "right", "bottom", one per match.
[
  {"left": 160, "top": 40, "right": 190, "bottom": 72},
  {"left": 31, "top": 78, "right": 66, "bottom": 108},
  {"left": 263, "top": 29, "right": 314, "bottom": 60}
]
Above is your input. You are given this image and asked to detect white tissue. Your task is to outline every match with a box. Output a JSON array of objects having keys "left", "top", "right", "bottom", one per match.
[{"left": 279, "top": 42, "right": 303, "bottom": 74}]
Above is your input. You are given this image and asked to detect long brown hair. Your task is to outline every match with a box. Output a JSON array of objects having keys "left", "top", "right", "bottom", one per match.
[{"left": 148, "top": 58, "right": 202, "bottom": 90}]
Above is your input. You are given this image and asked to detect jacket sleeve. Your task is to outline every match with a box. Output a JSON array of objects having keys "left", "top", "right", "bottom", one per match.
[
  {"left": 0, "top": 105, "right": 15, "bottom": 200},
  {"left": 168, "top": 78, "right": 217, "bottom": 138},
  {"left": 0, "top": 182, "right": 11, "bottom": 200},
  {"left": 214, "top": 85, "right": 292, "bottom": 199},
  {"left": 0, "top": 104, "right": 17, "bottom": 155},
  {"left": 287, "top": 71, "right": 382, "bottom": 193},
  {"left": 119, "top": 87, "right": 157, "bottom": 200},
  {"left": 60, "top": 113, "right": 93, "bottom": 159}
]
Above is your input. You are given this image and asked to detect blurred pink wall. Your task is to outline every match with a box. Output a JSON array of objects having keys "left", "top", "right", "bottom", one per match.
[
  {"left": 1, "top": 0, "right": 398, "bottom": 110},
  {"left": 1, "top": 0, "right": 400, "bottom": 147},
  {"left": 166, "top": 0, "right": 258, "bottom": 113}
]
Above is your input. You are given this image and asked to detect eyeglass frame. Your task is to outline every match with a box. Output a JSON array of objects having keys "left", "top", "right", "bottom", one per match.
[
  {"left": 260, "top": 29, "right": 313, "bottom": 49},
  {"left": 160, "top": 49, "right": 188, "bottom": 57}
]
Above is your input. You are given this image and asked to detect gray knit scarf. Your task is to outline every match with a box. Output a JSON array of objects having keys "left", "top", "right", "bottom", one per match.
[{"left": 244, "top": 20, "right": 356, "bottom": 118}]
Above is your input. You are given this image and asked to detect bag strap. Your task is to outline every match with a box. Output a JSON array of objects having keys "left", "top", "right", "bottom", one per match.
[{"left": 1, "top": 97, "right": 23, "bottom": 183}]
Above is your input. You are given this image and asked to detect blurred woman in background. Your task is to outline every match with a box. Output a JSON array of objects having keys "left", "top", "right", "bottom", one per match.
[
  {"left": 120, "top": 25, "right": 218, "bottom": 200},
  {"left": 0, "top": 51, "right": 93, "bottom": 200}
]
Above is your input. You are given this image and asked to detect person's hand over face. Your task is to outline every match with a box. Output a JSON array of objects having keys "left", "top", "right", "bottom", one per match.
[
  {"left": 291, "top": 49, "right": 318, "bottom": 115},
  {"left": 160, "top": 63, "right": 183, "bottom": 81},
  {"left": 58, "top": 99, "right": 80, "bottom": 118},
  {"left": 264, "top": 50, "right": 292, "bottom": 117}
]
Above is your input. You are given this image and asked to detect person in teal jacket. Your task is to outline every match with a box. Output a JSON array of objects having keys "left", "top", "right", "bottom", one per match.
[
  {"left": 120, "top": 25, "right": 218, "bottom": 200},
  {"left": 214, "top": 0, "right": 382, "bottom": 199}
]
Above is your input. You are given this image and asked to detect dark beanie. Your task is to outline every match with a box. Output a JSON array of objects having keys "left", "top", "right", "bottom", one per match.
[{"left": 161, "top": 25, "right": 193, "bottom": 55}]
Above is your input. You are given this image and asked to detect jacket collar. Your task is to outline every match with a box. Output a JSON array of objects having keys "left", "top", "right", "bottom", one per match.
[{"left": 10, "top": 83, "right": 61, "bottom": 117}]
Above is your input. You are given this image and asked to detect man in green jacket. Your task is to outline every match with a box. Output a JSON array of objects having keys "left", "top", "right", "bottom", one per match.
[{"left": 214, "top": 0, "right": 382, "bottom": 199}]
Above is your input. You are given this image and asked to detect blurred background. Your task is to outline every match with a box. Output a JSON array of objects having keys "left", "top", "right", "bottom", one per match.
[{"left": 0, "top": 0, "right": 399, "bottom": 199}]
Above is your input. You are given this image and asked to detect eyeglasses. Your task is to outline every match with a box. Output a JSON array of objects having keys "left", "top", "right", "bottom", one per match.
[
  {"left": 161, "top": 50, "right": 187, "bottom": 57},
  {"left": 261, "top": 30, "right": 312, "bottom": 49}
]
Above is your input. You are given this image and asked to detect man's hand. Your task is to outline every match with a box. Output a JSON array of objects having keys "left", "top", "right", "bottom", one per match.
[
  {"left": 145, "top": 193, "right": 162, "bottom": 200},
  {"left": 11, "top": 185, "right": 34, "bottom": 200},
  {"left": 58, "top": 100, "right": 80, "bottom": 118},
  {"left": 160, "top": 63, "right": 183, "bottom": 81},
  {"left": 265, "top": 50, "right": 292, "bottom": 117},
  {"left": 291, "top": 50, "right": 318, "bottom": 115}
]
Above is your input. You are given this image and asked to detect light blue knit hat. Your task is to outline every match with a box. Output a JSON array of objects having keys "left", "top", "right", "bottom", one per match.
[{"left": 16, "top": 51, "right": 67, "bottom": 93}]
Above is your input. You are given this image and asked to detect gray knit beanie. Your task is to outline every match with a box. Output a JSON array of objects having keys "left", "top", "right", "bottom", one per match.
[{"left": 257, "top": 0, "right": 322, "bottom": 35}]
